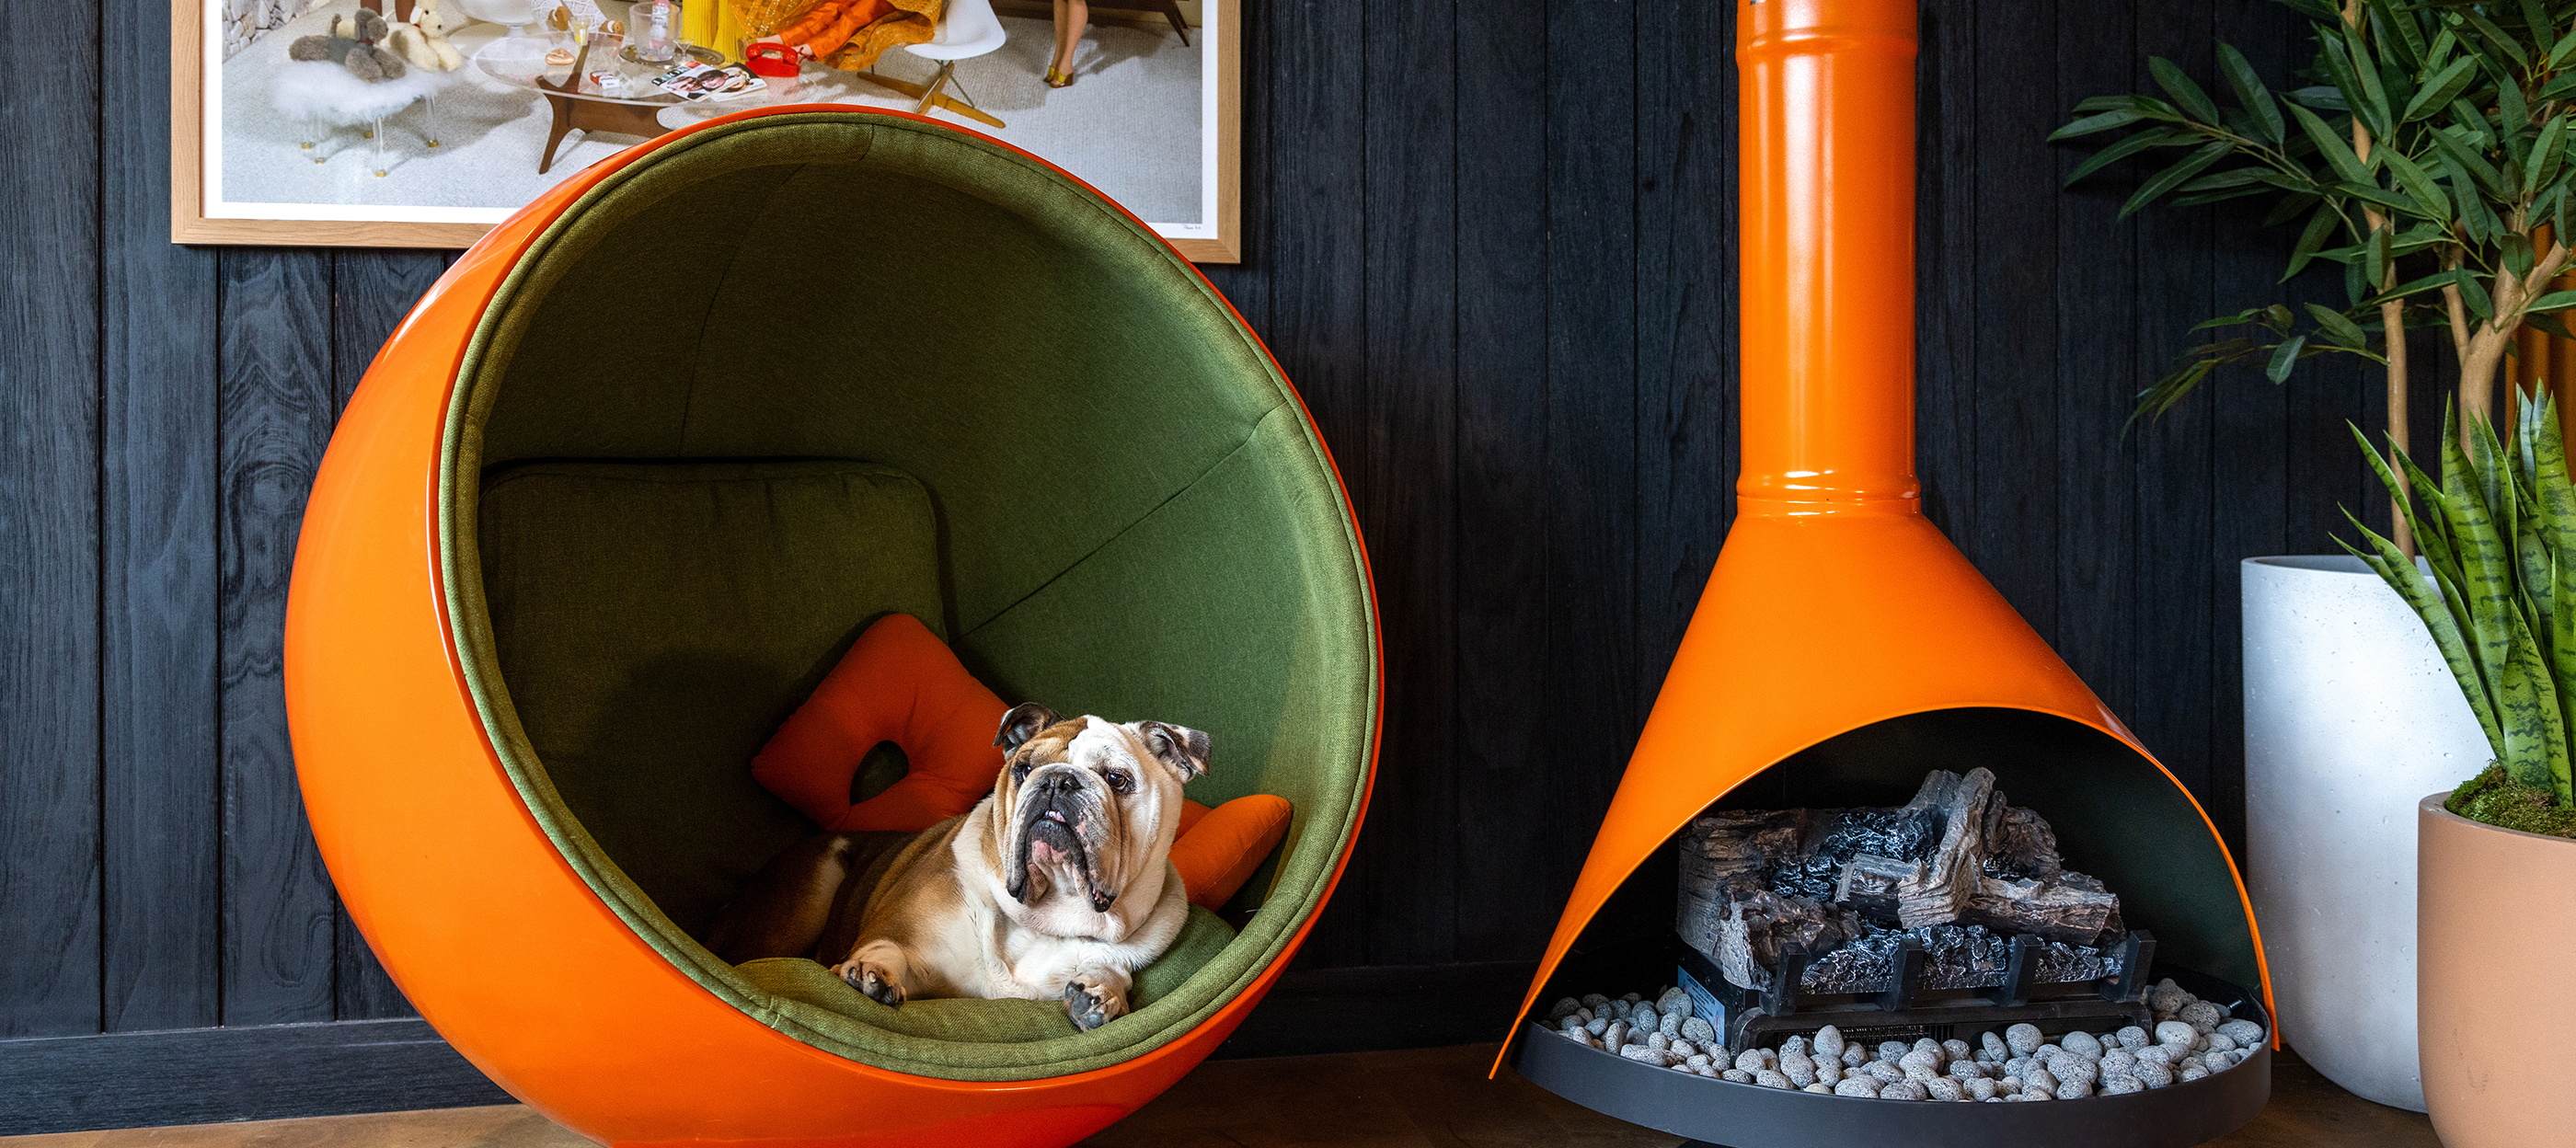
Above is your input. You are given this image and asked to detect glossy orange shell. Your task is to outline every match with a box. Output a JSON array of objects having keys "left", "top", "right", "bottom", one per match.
[{"left": 285, "top": 106, "right": 1380, "bottom": 1148}]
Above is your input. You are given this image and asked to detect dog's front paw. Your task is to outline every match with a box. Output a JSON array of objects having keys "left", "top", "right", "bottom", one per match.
[
  {"left": 1063, "top": 976, "right": 1127, "bottom": 1032},
  {"left": 834, "top": 959, "right": 905, "bottom": 1006}
]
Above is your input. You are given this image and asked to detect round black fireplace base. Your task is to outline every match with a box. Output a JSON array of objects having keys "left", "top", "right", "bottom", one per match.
[{"left": 1511, "top": 965, "right": 2271, "bottom": 1148}]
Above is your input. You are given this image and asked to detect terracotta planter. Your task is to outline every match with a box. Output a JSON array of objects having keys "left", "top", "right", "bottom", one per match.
[{"left": 2418, "top": 793, "right": 2576, "bottom": 1145}]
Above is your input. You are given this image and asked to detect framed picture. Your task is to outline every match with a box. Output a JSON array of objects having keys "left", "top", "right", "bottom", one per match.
[{"left": 171, "top": 0, "right": 1240, "bottom": 260}]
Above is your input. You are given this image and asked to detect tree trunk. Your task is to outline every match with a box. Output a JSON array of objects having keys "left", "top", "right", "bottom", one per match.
[{"left": 2462, "top": 332, "right": 2510, "bottom": 444}]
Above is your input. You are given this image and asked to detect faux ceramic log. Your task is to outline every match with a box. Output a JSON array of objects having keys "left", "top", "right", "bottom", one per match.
[
  {"left": 2242, "top": 556, "right": 2490, "bottom": 1110},
  {"left": 2418, "top": 794, "right": 2576, "bottom": 1147}
]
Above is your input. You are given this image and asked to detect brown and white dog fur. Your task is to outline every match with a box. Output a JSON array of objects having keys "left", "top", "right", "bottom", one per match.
[{"left": 707, "top": 703, "right": 1206, "bottom": 1031}]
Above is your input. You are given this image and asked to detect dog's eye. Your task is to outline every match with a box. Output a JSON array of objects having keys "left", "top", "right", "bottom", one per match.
[
  {"left": 1106, "top": 770, "right": 1133, "bottom": 794},
  {"left": 1011, "top": 761, "right": 1033, "bottom": 782}
]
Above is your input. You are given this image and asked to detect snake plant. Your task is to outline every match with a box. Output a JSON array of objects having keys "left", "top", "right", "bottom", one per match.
[{"left": 2345, "top": 396, "right": 2576, "bottom": 832}]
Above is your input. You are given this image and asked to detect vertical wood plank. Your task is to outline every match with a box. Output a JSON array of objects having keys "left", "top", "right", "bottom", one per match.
[
  {"left": 1451, "top": 0, "right": 1557, "bottom": 959},
  {"left": 2203, "top": 0, "right": 2304, "bottom": 857},
  {"left": 324, "top": 251, "right": 447, "bottom": 1020},
  {"left": 1198, "top": 0, "right": 1271, "bottom": 338},
  {"left": 1916, "top": 0, "right": 1979, "bottom": 541},
  {"left": 2130, "top": 0, "right": 2222, "bottom": 823},
  {"left": 2054, "top": 0, "right": 2141, "bottom": 725},
  {"left": 98, "top": 0, "right": 223, "bottom": 1033},
  {"left": 1543, "top": 0, "right": 1639, "bottom": 853},
  {"left": 218, "top": 249, "right": 342, "bottom": 1027},
  {"left": 1259, "top": 0, "right": 1371, "bottom": 969},
  {"left": 0, "top": 0, "right": 103, "bottom": 1039},
  {"left": 1970, "top": 0, "right": 2062, "bottom": 643},
  {"left": 1357, "top": 0, "right": 1458, "bottom": 965},
  {"left": 1632, "top": 0, "right": 1735, "bottom": 718}
]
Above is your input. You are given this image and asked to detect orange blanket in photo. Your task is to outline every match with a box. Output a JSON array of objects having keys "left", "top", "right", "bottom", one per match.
[{"left": 727, "top": 0, "right": 938, "bottom": 72}]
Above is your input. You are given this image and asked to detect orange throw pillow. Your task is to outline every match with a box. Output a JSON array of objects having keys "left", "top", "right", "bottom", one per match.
[
  {"left": 751, "top": 614, "right": 1294, "bottom": 908},
  {"left": 752, "top": 613, "right": 1008, "bottom": 832},
  {"left": 1167, "top": 795, "right": 1293, "bottom": 911}
]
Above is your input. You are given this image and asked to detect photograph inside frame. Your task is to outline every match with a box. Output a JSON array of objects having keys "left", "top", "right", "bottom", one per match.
[{"left": 201, "top": 0, "right": 1225, "bottom": 246}]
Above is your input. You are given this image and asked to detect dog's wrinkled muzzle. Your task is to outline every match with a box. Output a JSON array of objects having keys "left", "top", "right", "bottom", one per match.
[{"left": 1011, "top": 769, "right": 1115, "bottom": 910}]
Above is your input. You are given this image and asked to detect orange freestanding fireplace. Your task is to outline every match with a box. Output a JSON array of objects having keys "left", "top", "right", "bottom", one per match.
[{"left": 1498, "top": 2, "right": 2274, "bottom": 1144}]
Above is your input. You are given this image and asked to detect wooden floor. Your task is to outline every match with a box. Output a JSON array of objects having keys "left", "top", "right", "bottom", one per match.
[{"left": 2, "top": 1045, "right": 2438, "bottom": 1148}]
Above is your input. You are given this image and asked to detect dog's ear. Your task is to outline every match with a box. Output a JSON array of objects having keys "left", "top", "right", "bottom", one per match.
[
  {"left": 995, "top": 702, "right": 1059, "bottom": 754},
  {"left": 1132, "top": 721, "right": 1210, "bottom": 782}
]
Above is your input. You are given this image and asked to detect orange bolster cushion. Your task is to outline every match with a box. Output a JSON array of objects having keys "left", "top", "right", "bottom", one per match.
[
  {"left": 752, "top": 613, "right": 1009, "bottom": 832},
  {"left": 751, "top": 613, "right": 1293, "bottom": 908},
  {"left": 1169, "top": 795, "right": 1293, "bottom": 911}
]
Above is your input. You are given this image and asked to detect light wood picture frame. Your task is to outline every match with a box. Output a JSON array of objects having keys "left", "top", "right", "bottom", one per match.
[{"left": 173, "top": 0, "right": 1240, "bottom": 260}]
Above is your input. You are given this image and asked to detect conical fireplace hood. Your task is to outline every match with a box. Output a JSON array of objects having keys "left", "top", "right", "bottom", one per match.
[{"left": 1500, "top": 0, "right": 2272, "bottom": 1055}]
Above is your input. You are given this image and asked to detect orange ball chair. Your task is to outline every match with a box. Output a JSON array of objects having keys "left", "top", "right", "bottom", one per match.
[{"left": 284, "top": 107, "right": 1379, "bottom": 1148}]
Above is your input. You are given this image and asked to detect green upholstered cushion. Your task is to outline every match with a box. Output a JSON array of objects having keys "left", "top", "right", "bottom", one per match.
[
  {"left": 477, "top": 460, "right": 944, "bottom": 937},
  {"left": 737, "top": 905, "right": 1237, "bottom": 1050},
  {"left": 439, "top": 111, "right": 1378, "bottom": 1082}
]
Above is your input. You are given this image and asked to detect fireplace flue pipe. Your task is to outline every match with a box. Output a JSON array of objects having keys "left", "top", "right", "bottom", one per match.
[{"left": 1499, "top": 0, "right": 2272, "bottom": 1062}]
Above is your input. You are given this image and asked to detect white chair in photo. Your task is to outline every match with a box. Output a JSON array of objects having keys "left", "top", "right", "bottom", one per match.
[{"left": 893, "top": 0, "right": 1006, "bottom": 129}]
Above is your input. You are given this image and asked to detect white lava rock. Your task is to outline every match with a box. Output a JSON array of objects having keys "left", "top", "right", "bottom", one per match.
[
  {"left": 1672, "top": 1039, "right": 1698, "bottom": 1059},
  {"left": 1585, "top": 1016, "right": 1609, "bottom": 1037},
  {"left": 2133, "top": 1045, "right": 2173, "bottom": 1066},
  {"left": 2179, "top": 1062, "right": 2210, "bottom": 1083},
  {"left": 2147, "top": 979, "right": 2189, "bottom": 1015},
  {"left": 1631, "top": 1004, "right": 1660, "bottom": 1033},
  {"left": 2057, "top": 1059, "right": 2099, "bottom": 1087},
  {"left": 1604, "top": 1022, "right": 1628, "bottom": 1050},
  {"left": 1721, "top": 1069, "right": 1754, "bottom": 1084},
  {"left": 2133, "top": 1061, "right": 2175, "bottom": 1089},
  {"left": 2115, "top": 1026, "right": 2149, "bottom": 1050},
  {"left": 1876, "top": 1040, "right": 1909, "bottom": 1062},
  {"left": 1547, "top": 997, "right": 1581, "bottom": 1022},
  {"left": 2155, "top": 1020, "right": 2196, "bottom": 1046},
  {"left": 2217, "top": 1019, "right": 2264, "bottom": 1046},
  {"left": 1559, "top": 1016, "right": 1585, "bottom": 1036},
  {"left": 2006, "top": 1024, "right": 2044, "bottom": 1056},
  {"left": 2179, "top": 1001, "right": 2223, "bottom": 1034},
  {"left": 1681, "top": 1017, "right": 1715, "bottom": 1043},
  {"left": 1685, "top": 1054, "right": 1713, "bottom": 1070},
  {"left": 1840, "top": 1045, "right": 1868, "bottom": 1069},
  {"left": 2100, "top": 1049, "right": 2138, "bottom": 1077},
  {"left": 1817, "top": 1063, "right": 1843, "bottom": 1085},
  {"left": 1648, "top": 1032, "right": 1671, "bottom": 1054},
  {"left": 1781, "top": 1035, "right": 1809, "bottom": 1057},
  {"left": 2056, "top": 1078, "right": 2093, "bottom": 1100},
  {"left": 1966, "top": 1077, "right": 1997, "bottom": 1101},
  {"left": 1660, "top": 1011, "right": 1684, "bottom": 1038},
  {"left": 1581, "top": 993, "right": 1609, "bottom": 1008},
  {"left": 1735, "top": 1049, "right": 1772, "bottom": 1073},
  {"left": 1804, "top": 1082, "right": 1834, "bottom": 1094},
  {"left": 1781, "top": 1051, "right": 1817, "bottom": 1084},
  {"left": 1834, "top": 1077, "right": 1880, "bottom": 1097},
  {"left": 2205, "top": 1032, "right": 2237, "bottom": 1053},
  {"left": 1995, "top": 1076, "right": 2021, "bottom": 1096},
  {"left": 1657, "top": 986, "right": 1693, "bottom": 1016},
  {"left": 2099, "top": 1073, "right": 2144, "bottom": 1096},
  {"left": 1754, "top": 1069, "right": 1794, "bottom": 1089},
  {"left": 1813, "top": 1025, "right": 1846, "bottom": 1060},
  {"left": 2062, "top": 1030, "right": 2104, "bottom": 1060},
  {"left": 1925, "top": 1077, "right": 1965, "bottom": 1102},
  {"left": 1942, "top": 1039, "right": 1973, "bottom": 1062},
  {"left": 1914, "top": 1038, "right": 1944, "bottom": 1059},
  {"left": 1558, "top": 1027, "right": 1587, "bottom": 1044},
  {"left": 1898, "top": 1050, "right": 1942, "bottom": 1076},
  {"left": 1981, "top": 1031, "right": 2010, "bottom": 1060},
  {"left": 1880, "top": 1081, "right": 1927, "bottom": 1101},
  {"left": 2003, "top": 1056, "right": 2036, "bottom": 1081},
  {"left": 2023, "top": 1067, "right": 2058, "bottom": 1096},
  {"left": 1620, "top": 1046, "right": 1666, "bottom": 1066},
  {"left": 1949, "top": 1060, "right": 1988, "bottom": 1081},
  {"left": 2018, "top": 1085, "right": 2053, "bottom": 1102}
]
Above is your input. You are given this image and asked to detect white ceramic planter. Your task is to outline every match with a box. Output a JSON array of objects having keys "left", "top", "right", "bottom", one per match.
[
  {"left": 2242, "top": 556, "right": 2490, "bottom": 1111},
  {"left": 2419, "top": 793, "right": 2576, "bottom": 1146}
]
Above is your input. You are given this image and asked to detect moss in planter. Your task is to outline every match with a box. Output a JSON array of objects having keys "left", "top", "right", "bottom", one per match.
[{"left": 2447, "top": 765, "right": 2576, "bottom": 840}]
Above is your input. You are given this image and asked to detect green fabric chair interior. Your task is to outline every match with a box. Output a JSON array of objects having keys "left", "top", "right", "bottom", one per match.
[{"left": 435, "top": 112, "right": 1378, "bottom": 1082}]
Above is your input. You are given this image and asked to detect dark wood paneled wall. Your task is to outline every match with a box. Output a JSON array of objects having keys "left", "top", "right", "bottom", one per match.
[{"left": 4, "top": 0, "right": 2405, "bottom": 1054}]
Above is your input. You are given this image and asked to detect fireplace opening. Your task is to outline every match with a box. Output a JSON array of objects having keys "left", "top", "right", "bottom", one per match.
[{"left": 1507, "top": 709, "right": 2271, "bottom": 1146}]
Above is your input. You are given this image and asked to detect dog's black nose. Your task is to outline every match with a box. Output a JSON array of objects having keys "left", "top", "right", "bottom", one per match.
[{"left": 1040, "top": 770, "right": 1079, "bottom": 796}]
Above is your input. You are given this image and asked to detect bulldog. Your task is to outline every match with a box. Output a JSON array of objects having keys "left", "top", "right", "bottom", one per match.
[{"left": 707, "top": 703, "right": 1207, "bottom": 1031}]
